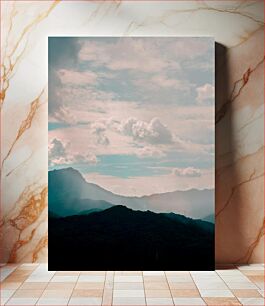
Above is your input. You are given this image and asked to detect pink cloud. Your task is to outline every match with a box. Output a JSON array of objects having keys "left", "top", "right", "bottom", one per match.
[
  {"left": 135, "top": 146, "right": 166, "bottom": 158},
  {"left": 84, "top": 169, "right": 213, "bottom": 197},
  {"left": 134, "top": 73, "right": 192, "bottom": 93},
  {"left": 57, "top": 69, "right": 98, "bottom": 85},
  {"left": 78, "top": 38, "right": 211, "bottom": 73},
  {"left": 196, "top": 83, "right": 214, "bottom": 104},
  {"left": 90, "top": 122, "right": 110, "bottom": 146},
  {"left": 121, "top": 117, "right": 173, "bottom": 144},
  {"left": 79, "top": 39, "right": 176, "bottom": 73},
  {"left": 151, "top": 75, "right": 182, "bottom": 88},
  {"left": 174, "top": 167, "right": 202, "bottom": 177},
  {"left": 49, "top": 138, "right": 97, "bottom": 166}
]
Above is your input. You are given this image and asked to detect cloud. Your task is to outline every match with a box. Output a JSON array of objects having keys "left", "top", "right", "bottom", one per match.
[
  {"left": 72, "top": 153, "right": 98, "bottom": 164},
  {"left": 90, "top": 122, "right": 110, "bottom": 146},
  {"left": 48, "top": 37, "right": 83, "bottom": 122},
  {"left": 49, "top": 138, "right": 66, "bottom": 160},
  {"left": 135, "top": 146, "right": 167, "bottom": 158},
  {"left": 131, "top": 73, "right": 194, "bottom": 105},
  {"left": 132, "top": 73, "right": 193, "bottom": 95},
  {"left": 57, "top": 69, "right": 98, "bottom": 85},
  {"left": 48, "top": 68, "right": 78, "bottom": 124},
  {"left": 49, "top": 37, "right": 214, "bottom": 123},
  {"left": 79, "top": 39, "right": 169, "bottom": 73},
  {"left": 49, "top": 138, "right": 97, "bottom": 166},
  {"left": 177, "top": 120, "right": 214, "bottom": 145},
  {"left": 85, "top": 168, "right": 213, "bottom": 197},
  {"left": 150, "top": 74, "right": 186, "bottom": 89},
  {"left": 48, "top": 77, "right": 115, "bottom": 124},
  {"left": 173, "top": 167, "right": 202, "bottom": 177},
  {"left": 121, "top": 117, "right": 173, "bottom": 145},
  {"left": 48, "top": 37, "right": 215, "bottom": 196},
  {"left": 196, "top": 83, "right": 214, "bottom": 104},
  {"left": 78, "top": 38, "right": 211, "bottom": 74}
]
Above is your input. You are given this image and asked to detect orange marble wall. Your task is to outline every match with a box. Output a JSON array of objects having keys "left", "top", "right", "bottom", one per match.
[
  {"left": 0, "top": 0, "right": 264, "bottom": 263},
  {"left": 215, "top": 28, "right": 264, "bottom": 263}
]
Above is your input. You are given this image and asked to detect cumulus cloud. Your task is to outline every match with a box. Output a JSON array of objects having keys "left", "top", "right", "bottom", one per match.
[
  {"left": 48, "top": 37, "right": 214, "bottom": 194},
  {"left": 49, "top": 79, "right": 118, "bottom": 124},
  {"left": 79, "top": 39, "right": 169, "bottom": 73},
  {"left": 90, "top": 122, "right": 106, "bottom": 134},
  {"left": 130, "top": 74, "right": 193, "bottom": 102},
  {"left": 121, "top": 117, "right": 173, "bottom": 144},
  {"left": 57, "top": 69, "right": 98, "bottom": 85},
  {"left": 173, "top": 167, "right": 202, "bottom": 177},
  {"left": 49, "top": 138, "right": 97, "bottom": 166},
  {"left": 196, "top": 83, "right": 214, "bottom": 104},
  {"left": 72, "top": 153, "right": 98, "bottom": 164},
  {"left": 78, "top": 38, "right": 211, "bottom": 73},
  {"left": 48, "top": 138, "right": 66, "bottom": 160},
  {"left": 48, "top": 68, "right": 78, "bottom": 124},
  {"left": 135, "top": 146, "right": 167, "bottom": 158},
  {"left": 90, "top": 122, "right": 110, "bottom": 146},
  {"left": 151, "top": 75, "right": 179, "bottom": 88}
]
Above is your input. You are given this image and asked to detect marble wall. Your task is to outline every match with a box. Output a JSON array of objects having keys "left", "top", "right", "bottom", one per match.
[{"left": 0, "top": 1, "right": 264, "bottom": 263}]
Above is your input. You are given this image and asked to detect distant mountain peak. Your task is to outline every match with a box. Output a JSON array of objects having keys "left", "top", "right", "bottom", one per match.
[
  {"left": 48, "top": 167, "right": 214, "bottom": 219},
  {"left": 105, "top": 205, "right": 133, "bottom": 213},
  {"left": 52, "top": 167, "right": 83, "bottom": 176}
]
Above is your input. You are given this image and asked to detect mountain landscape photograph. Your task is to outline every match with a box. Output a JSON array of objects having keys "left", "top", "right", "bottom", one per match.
[{"left": 48, "top": 37, "right": 215, "bottom": 270}]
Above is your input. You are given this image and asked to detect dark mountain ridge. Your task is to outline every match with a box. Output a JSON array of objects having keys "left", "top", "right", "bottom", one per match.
[{"left": 49, "top": 205, "right": 214, "bottom": 270}]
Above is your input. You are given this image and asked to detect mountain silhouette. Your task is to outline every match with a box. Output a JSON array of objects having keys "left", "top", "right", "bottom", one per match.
[
  {"left": 202, "top": 213, "right": 215, "bottom": 223},
  {"left": 48, "top": 167, "right": 214, "bottom": 219},
  {"left": 49, "top": 205, "right": 214, "bottom": 270}
]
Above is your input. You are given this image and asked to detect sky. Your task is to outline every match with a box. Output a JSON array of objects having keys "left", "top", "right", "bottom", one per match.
[{"left": 48, "top": 37, "right": 214, "bottom": 196}]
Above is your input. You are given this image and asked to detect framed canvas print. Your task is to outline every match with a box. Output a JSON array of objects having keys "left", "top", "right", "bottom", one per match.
[{"left": 48, "top": 37, "right": 215, "bottom": 270}]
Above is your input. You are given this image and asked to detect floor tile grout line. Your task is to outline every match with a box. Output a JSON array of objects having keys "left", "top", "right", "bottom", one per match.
[
  {"left": 34, "top": 267, "right": 52, "bottom": 305},
  {"left": 3, "top": 264, "right": 20, "bottom": 282},
  {"left": 26, "top": 287, "right": 46, "bottom": 305},
  {"left": 65, "top": 280, "right": 75, "bottom": 306},
  {"left": 219, "top": 267, "right": 258, "bottom": 292},
  {"left": 142, "top": 270, "right": 147, "bottom": 306},
  {"left": 2, "top": 288, "right": 13, "bottom": 305},
  {"left": 1, "top": 265, "right": 265, "bottom": 305},
  {"left": 201, "top": 267, "right": 247, "bottom": 305},
  {"left": 113, "top": 270, "right": 117, "bottom": 306},
  {"left": 66, "top": 271, "right": 80, "bottom": 305},
  {"left": 111, "top": 271, "right": 117, "bottom": 305},
  {"left": 110, "top": 271, "right": 114, "bottom": 306},
  {"left": 216, "top": 266, "right": 252, "bottom": 305},
  {"left": 189, "top": 270, "right": 228, "bottom": 305},
  {"left": 101, "top": 270, "right": 107, "bottom": 306},
  {"left": 164, "top": 270, "right": 175, "bottom": 305},
  {"left": 1, "top": 264, "right": 29, "bottom": 285},
  {"left": 2, "top": 265, "right": 44, "bottom": 305},
  {"left": 1, "top": 277, "right": 18, "bottom": 305},
  {"left": 189, "top": 270, "right": 202, "bottom": 300}
]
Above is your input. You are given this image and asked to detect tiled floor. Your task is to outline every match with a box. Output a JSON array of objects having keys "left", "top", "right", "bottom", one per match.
[{"left": 0, "top": 264, "right": 264, "bottom": 305}]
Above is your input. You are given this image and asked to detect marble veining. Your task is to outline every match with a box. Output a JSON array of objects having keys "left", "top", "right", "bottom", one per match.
[
  {"left": 124, "top": 2, "right": 264, "bottom": 37},
  {"left": 216, "top": 56, "right": 264, "bottom": 125},
  {"left": 0, "top": 0, "right": 264, "bottom": 263}
]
